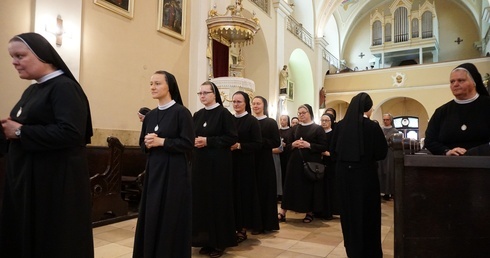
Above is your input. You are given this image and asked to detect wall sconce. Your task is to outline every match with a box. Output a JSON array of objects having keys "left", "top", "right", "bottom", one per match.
[{"left": 45, "top": 15, "right": 65, "bottom": 46}]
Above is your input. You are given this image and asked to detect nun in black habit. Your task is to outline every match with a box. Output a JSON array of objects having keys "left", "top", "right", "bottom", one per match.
[
  {"left": 425, "top": 62, "right": 490, "bottom": 156},
  {"left": 230, "top": 91, "right": 263, "bottom": 243},
  {"left": 0, "top": 32, "right": 94, "bottom": 257},
  {"left": 192, "top": 81, "right": 238, "bottom": 257},
  {"left": 251, "top": 96, "right": 281, "bottom": 233},
  {"left": 330, "top": 92, "right": 387, "bottom": 258},
  {"left": 280, "top": 104, "right": 327, "bottom": 223},
  {"left": 133, "top": 71, "right": 195, "bottom": 257}
]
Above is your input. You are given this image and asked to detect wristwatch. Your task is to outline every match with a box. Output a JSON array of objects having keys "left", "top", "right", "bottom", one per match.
[{"left": 15, "top": 126, "right": 22, "bottom": 138}]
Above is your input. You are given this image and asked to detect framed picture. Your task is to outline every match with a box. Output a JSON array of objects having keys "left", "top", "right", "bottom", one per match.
[
  {"left": 94, "top": 0, "right": 134, "bottom": 19},
  {"left": 287, "top": 80, "right": 294, "bottom": 101},
  {"left": 158, "top": 0, "right": 186, "bottom": 40}
]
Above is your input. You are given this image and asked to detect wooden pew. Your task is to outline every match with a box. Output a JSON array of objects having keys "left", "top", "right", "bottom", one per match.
[
  {"left": 0, "top": 136, "right": 146, "bottom": 227},
  {"left": 87, "top": 136, "right": 146, "bottom": 227},
  {"left": 88, "top": 136, "right": 130, "bottom": 225},
  {"left": 392, "top": 137, "right": 490, "bottom": 257},
  {"left": 120, "top": 145, "right": 146, "bottom": 202}
]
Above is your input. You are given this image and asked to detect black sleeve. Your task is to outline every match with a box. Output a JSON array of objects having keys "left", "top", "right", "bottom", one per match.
[
  {"left": 240, "top": 117, "right": 262, "bottom": 153},
  {"left": 207, "top": 109, "right": 238, "bottom": 148},
  {"left": 424, "top": 106, "right": 448, "bottom": 155},
  {"left": 0, "top": 129, "right": 8, "bottom": 156},
  {"left": 370, "top": 121, "right": 389, "bottom": 161},
  {"left": 20, "top": 81, "right": 89, "bottom": 151},
  {"left": 262, "top": 119, "right": 281, "bottom": 150},
  {"left": 309, "top": 126, "right": 328, "bottom": 153},
  {"left": 162, "top": 107, "right": 195, "bottom": 153},
  {"left": 139, "top": 111, "right": 150, "bottom": 153}
]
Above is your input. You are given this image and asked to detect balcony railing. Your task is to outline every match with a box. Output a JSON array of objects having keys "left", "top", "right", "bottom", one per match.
[
  {"left": 322, "top": 49, "right": 339, "bottom": 69},
  {"left": 286, "top": 16, "right": 313, "bottom": 49}
]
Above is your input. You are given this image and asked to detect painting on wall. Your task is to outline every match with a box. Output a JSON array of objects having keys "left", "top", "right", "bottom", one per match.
[
  {"left": 158, "top": 0, "right": 186, "bottom": 40},
  {"left": 94, "top": 0, "right": 134, "bottom": 19},
  {"left": 287, "top": 80, "right": 294, "bottom": 101}
]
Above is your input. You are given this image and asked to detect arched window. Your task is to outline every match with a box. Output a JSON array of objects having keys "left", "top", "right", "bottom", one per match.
[
  {"left": 394, "top": 7, "right": 409, "bottom": 42},
  {"left": 385, "top": 23, "right": 392, "bottom": 42},
  {"left": 372, "top": 20, "right": 382, "bottom": 45},
  {"left": 394, "top": 116, "right": 419, "bottom": 140},
  {"left": 422, "top": 11, "right": 433, "bottom": 38},
  {"left": 411, "top": 18, "right": 419, "bottom": 38}
]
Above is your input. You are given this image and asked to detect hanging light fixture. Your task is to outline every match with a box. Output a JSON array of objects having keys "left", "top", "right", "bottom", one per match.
[{"left": 206, "top": 0, "right": 261, "bottom": 47}]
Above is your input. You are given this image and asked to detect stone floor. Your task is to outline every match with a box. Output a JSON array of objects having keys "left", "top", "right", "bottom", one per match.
[{"left": 93, "top": 200, "right": 394, "bottom": 258}]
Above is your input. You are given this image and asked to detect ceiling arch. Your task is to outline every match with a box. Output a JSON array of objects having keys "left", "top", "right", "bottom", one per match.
[{"left": 314, "top": 0, "right": 482, "bottom": 38}]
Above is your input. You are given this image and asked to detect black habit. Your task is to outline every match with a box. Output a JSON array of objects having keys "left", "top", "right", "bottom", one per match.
[
  {"left": 191, "top": 105, "right": 238, "bottom": 249},
  {"left": 425, "top": 95, "right": 490, "bottom": 155},
  {"left": 317, "top": 129, "right": 338, "bottom": 218},
  {"left": 0, "top": 75, "right": 94, "bottom": 257},
  {"left": 281, "top": 123, "right": 328, "bottom": 213},
  {"left": 133, "top": 103, "right": 195, "bottom": 258},
  {"left": 330, "top": 92, "right": 387, "bottom": 258},
  {"left": 279, "top": 127, "right": 293, "bottom": 189},
  {"left": 255, "top": 117, "right": 281, "bottom": 232},
  {"left": 331, "top": 117, "right": 387, "bottom": 258},
  {"left": 232, "top": 113, "right": 263, "bottom": 231}
]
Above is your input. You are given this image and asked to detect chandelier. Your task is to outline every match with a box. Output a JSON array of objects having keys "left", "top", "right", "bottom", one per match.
[{"left": 206, "top": 0, "right": 261, "bottom": 47}]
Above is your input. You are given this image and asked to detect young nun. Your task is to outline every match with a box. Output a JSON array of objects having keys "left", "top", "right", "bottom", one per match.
[
  {"left": 133, "top": 70, "right": 195, "bottom": 258},
  {"left": 192, "top": 81, "right": 238, "bottom": 258},
  {"left": 230, "top": 91, "right": 262, "bottom": 243}
]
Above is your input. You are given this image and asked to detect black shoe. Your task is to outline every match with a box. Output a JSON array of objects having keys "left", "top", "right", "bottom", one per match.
[
  {"left": 199, "top": 247, "right": 213, "bottom": 255},
  {"left": 382, "top": 194, "right": 391, "bottom": 201},
  {"left": 278, "top": 212, "right": 286, "bottom": 222}
]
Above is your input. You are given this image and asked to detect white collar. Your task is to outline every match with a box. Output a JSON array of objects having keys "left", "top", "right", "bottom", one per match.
[
  {"left": 454, "top": 93, "right": 479, "bottom": 104},
  {"left": 300, "top": 121, "right": 315, "bottom": 126},
  {"left": 324, "top": 128, "right": 332, "bottom": 133},
  {"left": 205, "top": 103, "right": 220, "bottom": 110},
  {"left": 382, "top": 125, "right": 393, "bottom": 129},
  {"left": 256, "top": 115, "right": 267, "bottom": 120},
  {"left": 37, "top": 70, "right": 64, "bottom": 83},
  {"left": 280, "top": 126, "right": 290, "bottom": 130},
  {"left": 158, "top": 100, "right": 176, "bottom": 110},
  {"left": 235, "top": 111, "right": 248, "bottom": 118}
]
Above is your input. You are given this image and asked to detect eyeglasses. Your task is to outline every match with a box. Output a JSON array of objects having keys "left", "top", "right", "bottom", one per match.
[
  {"left": 297, "top": 111, "right": 309, "bottom": 116},
  {"left": 197, "top": 91, "right": 213, "bottom": 96}
]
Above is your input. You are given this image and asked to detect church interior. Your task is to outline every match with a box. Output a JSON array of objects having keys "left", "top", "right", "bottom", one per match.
[{"left": 1, "top": 0, "right": 490, "bottom": 257}]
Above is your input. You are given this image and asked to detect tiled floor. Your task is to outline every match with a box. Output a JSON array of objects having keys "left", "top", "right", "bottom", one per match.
[{"left": 93, "top": 200, "right": 394, "bottom": 258}]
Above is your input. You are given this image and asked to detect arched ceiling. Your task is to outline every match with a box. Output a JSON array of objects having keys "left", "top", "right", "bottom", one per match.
[{"left": 314, "top": 0, "right": 485, "bottom": 36}]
